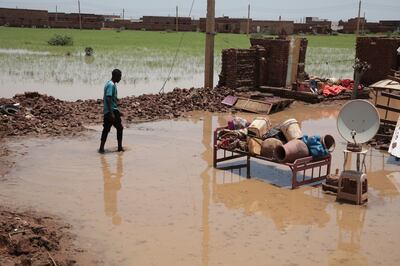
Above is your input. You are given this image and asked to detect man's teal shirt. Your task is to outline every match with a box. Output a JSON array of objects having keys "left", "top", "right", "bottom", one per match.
[{"left": 103, "top": 80, "right": 118, "bottom": 114}]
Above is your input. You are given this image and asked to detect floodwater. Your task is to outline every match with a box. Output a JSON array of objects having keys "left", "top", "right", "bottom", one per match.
[
  {"left": 1, "top": 103, "right": 400, "bottom": 265},
  {"left": 0, "top": 48, "right": 215, "bottom": 100},
  {"left": 0, "top": 47, "right": 354, "bottom": 100}
]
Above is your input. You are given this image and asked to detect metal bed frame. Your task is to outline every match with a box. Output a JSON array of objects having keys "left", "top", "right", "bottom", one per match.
[{"left": 213, "top": 127, "right": 332, "bottom": 189}]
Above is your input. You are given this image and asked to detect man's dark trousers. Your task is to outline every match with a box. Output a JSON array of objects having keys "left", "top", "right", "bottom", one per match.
[{"left": 101, "top": 110, "right": 123, "bottom": 146}]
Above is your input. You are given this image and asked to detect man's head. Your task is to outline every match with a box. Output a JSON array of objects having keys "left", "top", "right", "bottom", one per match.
[{"left": 112, "top": 69, "right": 122, "bottom": 83}]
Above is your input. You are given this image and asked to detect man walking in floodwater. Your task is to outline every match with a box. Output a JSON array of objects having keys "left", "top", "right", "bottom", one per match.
[{"left": 99, "top": 69, "right": 124, "bottom": 153}]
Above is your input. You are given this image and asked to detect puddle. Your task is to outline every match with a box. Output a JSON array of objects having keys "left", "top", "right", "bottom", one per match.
[{"left": 1, "top": 104, "right": 399, "bottom": 265}]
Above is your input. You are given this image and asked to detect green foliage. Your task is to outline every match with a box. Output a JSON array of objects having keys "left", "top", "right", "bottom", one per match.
[
  {"left": 47, "top": 34, "right": 73, "bottom": 46},
  {"left": 0, "top": 27, "right": 363, "bottom": 54}
]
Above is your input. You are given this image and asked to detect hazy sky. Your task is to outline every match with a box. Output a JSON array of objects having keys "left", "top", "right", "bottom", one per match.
[{"left": 1, "top": 0, "right": 399, "bottom": 22}]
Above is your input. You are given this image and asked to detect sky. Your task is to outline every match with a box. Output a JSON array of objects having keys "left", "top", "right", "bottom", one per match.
[{"left": 0, "top": 0, "right": 399, "bottom": 22}]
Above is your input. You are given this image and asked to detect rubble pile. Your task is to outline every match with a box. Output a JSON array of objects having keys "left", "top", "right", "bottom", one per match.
[
  {"left": 0, "top": 92, "right": 87, "bottom": 137},
  {"left": 0, "top": 87, "right": 235, "bottom": 138}
]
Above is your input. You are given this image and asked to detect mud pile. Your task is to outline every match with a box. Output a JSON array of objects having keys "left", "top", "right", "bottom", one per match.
[
  {"left": 0, "top": 207, "right": 81, "bottom": 266},
  {"left": 0, "top": 87, "right": 234, "bottom": 138}
]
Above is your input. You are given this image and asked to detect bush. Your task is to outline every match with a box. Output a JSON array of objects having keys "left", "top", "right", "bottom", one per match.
[{"left": 47, "top": 34, "right": 73, "bottom": 46}]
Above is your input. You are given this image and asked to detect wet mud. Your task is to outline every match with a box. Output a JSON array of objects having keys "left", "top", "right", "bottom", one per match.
[
  {"left": 0, "top": 205, "right": 89, "bottom": 266},
  {"left": 1, "top": 103, "right": 399, "bottom": 265}
]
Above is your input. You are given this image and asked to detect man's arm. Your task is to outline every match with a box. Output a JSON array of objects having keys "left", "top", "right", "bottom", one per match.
[{"left": 106, "top": 96, "right": 114, "bottom": 120}]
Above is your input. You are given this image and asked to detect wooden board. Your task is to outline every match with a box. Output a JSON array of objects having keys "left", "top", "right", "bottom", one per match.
[{"left": 234, "top": 97, "right": 273, "bottom": 114}]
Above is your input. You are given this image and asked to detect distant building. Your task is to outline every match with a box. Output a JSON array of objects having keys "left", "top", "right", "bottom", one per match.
[
  {"left": 137, "top": 16, "right": 195, "bottom": 31},
  {"left": 48, "top": 12, "right": 104, "bottom": 29},
  {"left": 339, "top": 18, "right": 399, "bottom": 33},
  {"left": 199, "top": 16, "right": 249, "bottom": 34},
  {"left": 251, "top": 20, "right": 294, "bottom": 35},
  {"left": 0, "top": 7, "right": 48, "bottom": 27},
  {"left": 294, "top": 17, "right": 332, "bottom": 34}
]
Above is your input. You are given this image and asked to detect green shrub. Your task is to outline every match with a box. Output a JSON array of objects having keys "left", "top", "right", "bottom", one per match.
[{"left": 47, "top": 34, "right": 73, "bottom": 46}]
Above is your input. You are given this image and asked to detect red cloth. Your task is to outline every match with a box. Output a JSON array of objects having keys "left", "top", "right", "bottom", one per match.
[
  {"left": 322, "top": 85, "right": 347, "bottom": 97},
  {"left": 340, "top": 79, "right": 354, "bottom": 89}
]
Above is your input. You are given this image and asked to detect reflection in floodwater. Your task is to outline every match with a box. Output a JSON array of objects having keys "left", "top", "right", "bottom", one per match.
[
  {"left": 200, "top": 115, "right": 212, "bottom": 266},
  {"left": 212, "top": 178, "right": 330, "bottom": 231},
  {"left": 329, "top": 205, "right": 367, "bottom": 265},
  {"left": 101, "top": 154, "right": 124, "bottom": 225},
  {"left": 84, "top": 55, "right": 95, "bottom": 65}
]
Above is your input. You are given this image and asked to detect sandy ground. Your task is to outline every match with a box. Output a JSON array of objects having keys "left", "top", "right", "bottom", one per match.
[{"left": 1, "top": 102, "right": 400, "bottom": 265}]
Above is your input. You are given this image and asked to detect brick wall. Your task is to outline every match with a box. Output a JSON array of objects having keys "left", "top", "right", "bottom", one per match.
[
  {"left": 219, "top": 49, "right": 257, "bottom": 88},
  {"left": 356, "top": 37, "right": 400, "bottom": 85},
  {"left": 250, "top": 38, "right": 290, "bottom": 87}
]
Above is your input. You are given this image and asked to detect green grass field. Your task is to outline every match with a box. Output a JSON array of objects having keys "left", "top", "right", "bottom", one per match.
[{"left": 0, "top": 27, "right": 359, "bottom": 55}]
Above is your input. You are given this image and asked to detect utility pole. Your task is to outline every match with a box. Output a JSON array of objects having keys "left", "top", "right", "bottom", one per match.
[
  {"left": 356, "top": 0, "right": 362, "bottom": 36},
  {"left": 247, "top": 4, "right": 250, "bottom": 35},
  {"left": 78, "top": 0, "right": 82, "bottom": 30},
  {"left": 176, "top": 6, "right": 179, "bottom": 32},
  {"left": 123, "top": 8, "right": 125, "bottom": 20},
  {"left": 204, "top": 0, "right": 215, "bottom": 89},
  {"left": 56, "top": 5, "right": 58, "bottom": 21}
]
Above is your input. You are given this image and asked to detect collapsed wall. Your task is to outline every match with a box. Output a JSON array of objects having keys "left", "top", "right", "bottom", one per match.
[
  {"left": 250, "top": 38, "right": 290, "bottom": 87},
  {"left": 218, "top": 38, "right": 308, "bottom": 89},
  {"left": 219, "top": 48, "right": 257, "bottom": 88},
  {"left": 356, "top": 37, "right": 400, "bottom": 85}
]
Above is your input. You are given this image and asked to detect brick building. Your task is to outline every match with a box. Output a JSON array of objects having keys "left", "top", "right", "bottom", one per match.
[
  {"left": 199, "top": 16, "right": 249, "bottom": 34},
  {"left": 0, "top": 7, "right": 48, "bottom": 27},
  {"left": 294, "top": 17, "right": 332, "bottom": 34},
  {"left": 339, "top": 18, "right": 399, "bottom": 33},
  {"left": 251, "top": 20, "right": 294, "bottom": 35},
  {"left": 48, "top": 12, "right": 103, "bottom": 29},
  {"left": 138, "top": 16, "right": 195, "bottom": 31}
]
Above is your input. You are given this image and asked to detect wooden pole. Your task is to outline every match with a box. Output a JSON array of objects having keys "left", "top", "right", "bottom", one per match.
[
  {"left": 356, "top": 0, "right": 361, "bottom": 36},
  {"left": 247, "top": 4, "right": 250, "bottom": 35},
  {"left": 176, "top": 6, "right": 179, "bottom": 32},
  {"left": 362, "top": 12, "right": 365, "bottom": 34},
  {"left": 55, "top": 5, "right": 58, "bottom": 21},
  {"left": 78, "top": 0, "right": 82, "bottom": 30},
  {"left": 204, "top": 0, "right": 215, "bottom": 89}
]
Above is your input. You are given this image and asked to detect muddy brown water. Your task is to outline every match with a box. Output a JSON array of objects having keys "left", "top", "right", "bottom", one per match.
[{"left": 1, "top": 102, "right": 400, "bottom": 265}]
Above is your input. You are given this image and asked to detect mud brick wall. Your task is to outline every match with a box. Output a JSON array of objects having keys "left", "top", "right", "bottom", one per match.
[
  {"left": 356, "top": 37, "right": 400, "bottom": 85},
  {"left": 219, "top": 49, "right": 257, "bottom": 88},
  {"left": 251, "top": 38, "right": 290, "bottom": 87}
]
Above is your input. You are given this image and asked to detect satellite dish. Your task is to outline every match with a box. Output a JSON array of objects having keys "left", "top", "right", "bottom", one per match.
[{"left": 337, "top": 100, "right": 380, "bottom": 146}]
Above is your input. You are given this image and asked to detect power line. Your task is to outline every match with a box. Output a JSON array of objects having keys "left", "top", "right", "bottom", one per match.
[{"left": 159, "top": 0, "right": 196, "bottom": 94}]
